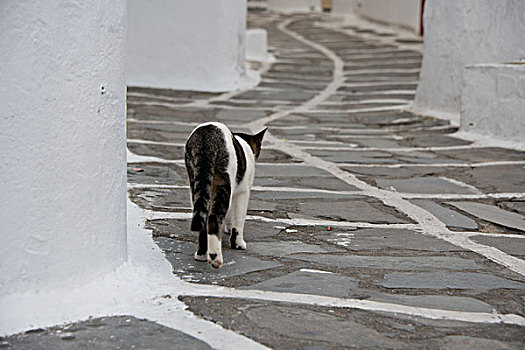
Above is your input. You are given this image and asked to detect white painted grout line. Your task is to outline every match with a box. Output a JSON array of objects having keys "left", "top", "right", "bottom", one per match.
[
  {"left": 140, "top": 207, "right": 419, "bottom": 230},
  {"left": 127, "top": 118, "right": 200, "bottom": 126},
  {"left": 461, "top": 232, "right": 525, "bottom": 239},
  {"left": 244, "top": 17, "right": 346, "bottom": 131},
  {"left": 398, "top": 192, "right": 525, "bottom": 200},
  {"left": 181, "top": 288, "right": 525, "bottom": 326},
  {"left": 300, "top": 144, "right": 482, "bottom": 152},
  {"left": 339, "top": 81, "right": 419, "bottom": 87},
  {"left": 299, "top": 269, "right": 334, "bottom": 274},
  {"left": 438, "top": 177, "right": 483, "bottom": 194},
  {"left": 319, "top": 98, "right": 412, "bottom": 105},
  {"left": 344, "top": 68, "right": 421, "bottom": 74},
  {"left": 338, "top": 160, "right": 525, "bottom": 168},
  {"left": 128, "top": 183, "right": 364, "bottom": 196},
  {"left": 128, "top": 99, "right": 274, "bottom": 111},
  {"left": 127, "top": 148, "right": 184, "bottom": 165},
  {"left": 306, "top": 104, "right": 408, "bottom": 114},
  {"left": 127, "top": 139, "right": 185, "bottom": 147},
  {"left": 127, "top": 92, "right": 194, "bottom": 102}
]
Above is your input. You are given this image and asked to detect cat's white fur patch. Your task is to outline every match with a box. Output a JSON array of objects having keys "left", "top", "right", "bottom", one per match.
[
  {"left": 194, "top": 252, "right": 207, "bottom": 262},
  {"left": 207, "top": 234, "right": 223, "bottom": 268}
]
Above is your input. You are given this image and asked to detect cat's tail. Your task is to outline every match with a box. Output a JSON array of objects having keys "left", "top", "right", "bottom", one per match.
[{"left": 189, "top": 158, "right": 212, "bottom": 232}]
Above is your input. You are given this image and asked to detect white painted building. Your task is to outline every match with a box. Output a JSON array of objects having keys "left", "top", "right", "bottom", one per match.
[
  {"left": 0, "top": 0, "right": 128, "bottom": 299},
  {"left": 414, "top": 0, "right": 525, "bottom": 142},
  {"left": 127, "top": 0, "right": 258, "bottom": 92}
]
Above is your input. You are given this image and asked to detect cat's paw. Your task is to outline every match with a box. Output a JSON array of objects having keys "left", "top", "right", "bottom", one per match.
[
  {"left": 194, "top": 252, "right": 207, "bottom": 262},
  {"left": 230, "top": 228, "right": 246, "bottom": 250},
  {"left": 234, "top": 238, "right": 246, "bottom": 250},
  {"left": 207, "top": 252, "right": 223, "bottom": 268},
  {"left": 207, "top": 234, "right": 223, "bottom": 268}
]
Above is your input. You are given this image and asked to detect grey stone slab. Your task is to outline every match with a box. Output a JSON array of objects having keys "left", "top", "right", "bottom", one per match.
[
  {"left": 147, "top": 218, "right": 282, "bottom": 241},
  {"left": 400, "top": 134, "right": 472, "bottom": 148},
  {"left": 318, "top": 102, "right": 406, "bottom": 111},
  {"left": 500, "top": 201, "right": 525, "bottom": 216},
  {"left": 467, "top": 165, "right": 525, "bottom": 193},
  {"left": 130, "top": 105, "right": 270, "bottom": 123},
  {"left": 446, "top": 201, "right": 525, "bottom": 232},
  {"left": 243, "top": 270, "right": 359, "bottom": 298},
  {"left": 440, "top": 335, "right": 523, "bottom": 350},
  {"left": 251, "top": 190, "right": 362, "bottom": 200},
  {"left": 255, "top": 164, "right": 334, "bottom": 178},
  {"left": 249, "top": 193, "right": 411, "bottom": 224},
  {"left": 127, "top": 164, "right": 188, "bottom": 185},
  {"left": 307, "top": 149, "right": 456, "bottom": 165},
  {"left": 369, "top": 294, "right": 494, "bottom": 313},
  {"left": 315, "top": 227, "right": 465, "bottom": 252},
  {"left": 154, "top": 238, "right": 281, "bottom": 283},
  {"left": 257, "top": 148, "right": 295, "bottom": 163},
  {"left": 326, "top": 93, "right": 414, "bottom": 103},
  {"left": 294, "top": 254, "right": 478, "bottom": 271},
  {"left": 2, "top": 316, "right": 211, "bottom": 350},
  {"left": 377, "top": 177, "right": 480, "bottom": 194},
  {"left": 381, "top": 272, "right": 525, "bottom": 290},
  {"left": 337, "top": 83, "right": 418, "bottom": 92},
  {"left": 129, "top": 187, "right": 191, "bottom": 211},
  {"left": 297, "top": 200, "right": 411, "bottom": 224},
  {"left": 307, "top": 149, "right": 400, "bottom": 164},
  {"left": 127, "top": 142, "right": 184, "bottom": 160},
  {"left": 253, "top": 175, "right": 361, "bottom": 191},
  {"left": 248, "top": 240, "right": 338, "bottom": 257},
  {"left": 245, "top": 306, "right": 404, "bottom": 348},
  {"left": 410, "top": 200, "right": 479, "bottom": 230},
  {"left": 235, "top": 90, "right": 316, "bottom": 101},
  {"left": 434, "top": 147, "right": 525, "bottom": 163},
  {"left": 470, "top": 235, "right": 525, "bottom": 257},
  {"left": 128, "top": 86, "right": 220, "bottom": 100}
]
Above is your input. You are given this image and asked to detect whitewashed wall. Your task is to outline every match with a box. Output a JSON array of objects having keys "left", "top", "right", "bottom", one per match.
[
  {"left": 0, "top": 0, "right": 128, "bottom": 297},
  {"left": 127, "top": 0, "right": 256, "bottom": 92},
  {"left": 414, "top": 0, "right": 525, "bottom": 120},
  {"left": 461, "top": 63, "right": 525, "bottom": 143},
  {"left": 268, "top": 0, "right": 321, "bottom": 13},
  {"left": 357, "top": 0, "right": 422, "bottom": 33},
  {"left": 332, "top": 0, "right": 359, "bottom": 15}
]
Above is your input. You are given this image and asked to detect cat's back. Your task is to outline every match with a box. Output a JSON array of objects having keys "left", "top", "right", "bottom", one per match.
[
  {"left": 186, "top": 122, "right": 229, "bottom": 153},
  {"left": 185, "top": 122, "right": 236, "bottom": 179}
]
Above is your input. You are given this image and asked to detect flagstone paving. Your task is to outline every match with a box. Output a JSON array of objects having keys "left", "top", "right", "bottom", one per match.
[
  {"left": 6, "top": 11, "right": 525, "bottom": 350},
  {"left": 124, "top": 11, "right": 525, "bottom": 349}
]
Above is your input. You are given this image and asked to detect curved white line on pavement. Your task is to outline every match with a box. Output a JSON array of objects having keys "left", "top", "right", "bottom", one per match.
[{"left": 239, "top": 19, "right": 525, "bottom": 276}]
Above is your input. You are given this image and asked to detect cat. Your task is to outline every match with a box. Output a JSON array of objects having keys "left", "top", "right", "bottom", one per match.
[{"left": 184, "top": 122, "right": 267, "bottom": 268}]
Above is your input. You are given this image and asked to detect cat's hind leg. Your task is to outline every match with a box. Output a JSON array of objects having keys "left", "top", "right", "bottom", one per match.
[
  {"left": 224, "top": 207, "right": 233, "bottom": 234},
  {"left": 230, "top": 190, "right": 249, "bottom": 250},
  {"left": 194, "top": 229, "right": 208, "bottom": 261},
  {"left": 206, "top": 174, "right": 231, "bottom": 268}
]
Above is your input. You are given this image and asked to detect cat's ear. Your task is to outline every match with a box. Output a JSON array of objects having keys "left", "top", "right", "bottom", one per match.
[{"left": 252, "top": 127, "right": 267, "bottom": 160}]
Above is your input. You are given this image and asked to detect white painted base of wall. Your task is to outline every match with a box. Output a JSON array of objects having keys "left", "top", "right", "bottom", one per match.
[
  {"left": 268, "top": 0, "right": 321, "bottom": 13},
  {"left": 356, "top": 0, "right": 422, "bottom": 33},
  {"left": 460, "top": 63, "right": 525, "bottom": 145},
  {"left": 332, "top": 0, "right": 358, "bottom": 15},
  {"left": 246, "top": 29, "right": 275, "bottom": 63}
]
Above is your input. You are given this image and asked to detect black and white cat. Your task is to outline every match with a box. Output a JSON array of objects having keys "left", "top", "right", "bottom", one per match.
[{"left": 184, "top": 122, "right": 267, "bottom": 268}]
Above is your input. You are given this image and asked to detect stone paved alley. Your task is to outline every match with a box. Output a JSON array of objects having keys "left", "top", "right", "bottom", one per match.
[{"left": 4, "top": 12, "right": 525, "bottom": 350}]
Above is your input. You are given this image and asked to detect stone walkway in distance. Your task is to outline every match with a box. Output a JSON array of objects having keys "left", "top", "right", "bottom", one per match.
[{"left": 4, "top": 12, "right": 525, "bottom": 350}]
